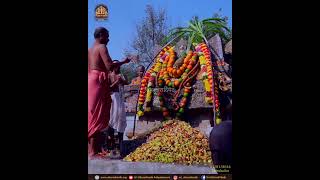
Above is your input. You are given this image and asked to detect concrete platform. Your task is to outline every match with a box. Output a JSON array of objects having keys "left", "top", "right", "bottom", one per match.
[{"left": 88, "top": 159, "right": 218, "bottom": 174}]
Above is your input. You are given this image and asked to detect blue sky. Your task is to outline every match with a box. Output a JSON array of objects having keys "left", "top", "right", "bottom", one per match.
[{"left": 88, "top": 0, "right": 232, "bottom": 61}]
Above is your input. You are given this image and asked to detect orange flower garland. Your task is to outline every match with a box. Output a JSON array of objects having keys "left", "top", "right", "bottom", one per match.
[
  {"left": 137, "top": 46, "right": 171, "bottom": 117},
  {"left": 137, "top": 43, "right": 221, "bottom": 122},
  {"left": 195, "top": 43, "right": 221, "bottom": 123}
]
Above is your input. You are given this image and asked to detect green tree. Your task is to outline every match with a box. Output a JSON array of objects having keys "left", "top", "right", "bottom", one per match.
[{"left": 120, "top": 62, "right": 137, "bottom": 83}]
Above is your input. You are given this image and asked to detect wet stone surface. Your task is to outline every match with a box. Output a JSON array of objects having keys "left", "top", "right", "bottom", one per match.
[{"left": 88, "top": 159, "right": 217, "bottom": 174}]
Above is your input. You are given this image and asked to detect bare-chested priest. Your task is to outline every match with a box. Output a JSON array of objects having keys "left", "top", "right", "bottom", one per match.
[{"left": 88, "top": 27, "right": 130, "bottom": 158}]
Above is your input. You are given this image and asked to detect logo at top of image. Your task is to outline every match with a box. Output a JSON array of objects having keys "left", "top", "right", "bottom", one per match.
[{"left": 95, "top": 4, "right": 108, "bottom": 21}]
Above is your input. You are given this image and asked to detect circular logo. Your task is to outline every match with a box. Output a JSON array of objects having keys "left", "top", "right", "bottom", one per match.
[
  {"left": 95, "top": 4, "right": 108, "bottom": 21},
  {"left": 94, "top": 175, "right": 99, "bottom": 180}
]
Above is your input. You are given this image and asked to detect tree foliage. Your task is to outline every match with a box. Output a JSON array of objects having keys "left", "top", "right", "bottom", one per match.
[
  {"left": 120, "top": 64, "right": 136, "bottom": 83},
  {"left": 212, "top": 10, "right": 232, "bottom": 44},
  {"left": 131, "top": 4, "right": 169, "bottom": 66},
  {"left": 163, "top": 16, "right": 230, "bottom": 49},
  {"left": 162, "top": 12, "right": 231, "bottom": 61}
]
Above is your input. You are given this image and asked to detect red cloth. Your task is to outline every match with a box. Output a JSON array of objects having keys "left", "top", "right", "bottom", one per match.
[{"left": 88, "top": 70, "right": 111, "bottom": 139}]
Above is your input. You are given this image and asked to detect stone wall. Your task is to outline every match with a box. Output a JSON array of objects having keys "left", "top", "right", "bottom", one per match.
[
  {"left": 123, "top": 85, "right": 139, "bottom": 113},
  {"left": 123, "top": 81, "right": 213, "bottom": 113}
]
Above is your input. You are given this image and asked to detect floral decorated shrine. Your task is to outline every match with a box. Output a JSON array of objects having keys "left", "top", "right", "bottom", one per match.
[{"left": 123, "top": 34, "right": 232, "bottom": 141}]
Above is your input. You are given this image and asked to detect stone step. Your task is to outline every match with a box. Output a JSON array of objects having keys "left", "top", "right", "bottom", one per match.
[{"left": 88, "top": 159, "right": 218, "bottom": 174}]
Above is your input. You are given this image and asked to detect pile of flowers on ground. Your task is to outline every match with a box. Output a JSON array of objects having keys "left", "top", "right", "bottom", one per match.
[{"left": 124, "top": 120, "right": 213, "bottom": 166}]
